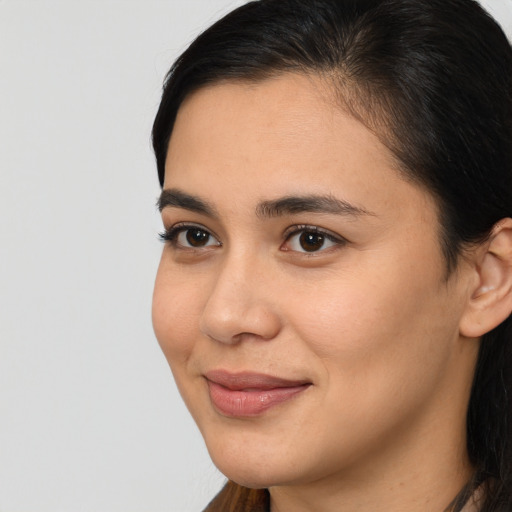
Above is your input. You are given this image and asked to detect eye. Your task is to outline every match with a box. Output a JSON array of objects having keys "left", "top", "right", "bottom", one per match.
[
  {"left": 283, "top": 226, "right": 344, "bottom": 253},
  {"left": 159, "top": 224, "right": 221, "bottom": 249}
]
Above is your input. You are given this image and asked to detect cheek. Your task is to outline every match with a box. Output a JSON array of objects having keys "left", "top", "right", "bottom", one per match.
[
  {"left": 152, "top": 262, "right": 201, "bottom": 366},
  {"left": 283, "top": 251, "right": 455, "bottom": 396},
  {"left": 275, "top": 264, "right": 459, "bottom": 468}
]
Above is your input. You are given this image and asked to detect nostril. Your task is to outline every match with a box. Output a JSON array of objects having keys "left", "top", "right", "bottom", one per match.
[
  {"left": 200, "top": 330, "right": 242, "bottom": 346},
  {"left": 199, "top": 301, "right": 282, "bottom": 345}
]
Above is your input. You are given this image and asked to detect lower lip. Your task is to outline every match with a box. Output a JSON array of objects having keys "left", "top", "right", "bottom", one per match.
[{"left": 207, "top": 381, "right": 310, "bottom": 417}]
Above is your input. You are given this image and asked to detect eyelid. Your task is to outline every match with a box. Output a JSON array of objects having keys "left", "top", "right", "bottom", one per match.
[
  {"left": 281, "top": 224, "right": 347, "bottom": 252},
  {"left": 159, "top": 222, "right": 221, "bottom": 248}
]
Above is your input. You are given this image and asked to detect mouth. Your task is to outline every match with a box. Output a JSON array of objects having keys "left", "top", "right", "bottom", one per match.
[{"left": 204, "top": 370, "right": 312, "bottom": 418}]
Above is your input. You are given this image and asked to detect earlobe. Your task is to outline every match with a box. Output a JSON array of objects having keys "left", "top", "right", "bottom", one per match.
[{"left": 460, "top": 218, "right": 512, "bottom": 338}]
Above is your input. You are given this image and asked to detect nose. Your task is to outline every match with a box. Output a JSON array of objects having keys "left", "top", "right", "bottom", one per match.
[{"left": 199, "top": 255, "right": 282, "bottom": 345}]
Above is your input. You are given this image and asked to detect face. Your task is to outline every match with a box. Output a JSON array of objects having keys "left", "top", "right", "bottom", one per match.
[{"left": 153, "top": 74, "right": 476, "bottom": 490}]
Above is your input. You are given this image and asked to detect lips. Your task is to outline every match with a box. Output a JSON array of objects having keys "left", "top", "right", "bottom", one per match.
[{"left": 204, "top": 370, "right": 311, "bottom": 417}]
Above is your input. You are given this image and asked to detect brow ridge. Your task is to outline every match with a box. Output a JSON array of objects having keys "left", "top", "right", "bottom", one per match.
[
  {"left": 158, "top": 189, "right": 373, "bottom": 219},
  {"left": 158, "top": 189, "right": 218, "bottom": 217},
  {"left": 256, "top": 194, "right": 373, "bottom": 218}
]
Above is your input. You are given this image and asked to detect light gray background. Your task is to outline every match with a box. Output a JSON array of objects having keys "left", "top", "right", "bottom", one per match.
[{"left": 1, "top": 1, "right": 511, "bottom": 511}]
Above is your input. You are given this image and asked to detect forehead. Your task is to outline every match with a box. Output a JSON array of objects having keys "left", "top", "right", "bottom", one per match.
[
  {"left": 168, "top": 75, "right": 391, "bottom": 178},
  {"left": 164, "top": 73, "right": 437, "bottom": 226},
  {"left": 173, "top": 74, "right": 339, "bottom": 154}
]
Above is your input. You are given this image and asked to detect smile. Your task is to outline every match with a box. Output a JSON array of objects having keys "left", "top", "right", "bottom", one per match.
[{"left": 204, "top": 370, "right": 312, "bottom": 418}]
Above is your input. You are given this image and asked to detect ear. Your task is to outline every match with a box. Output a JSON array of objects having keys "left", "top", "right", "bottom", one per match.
[{"left": 460, "top": 218, "right": 512, "bottom": 338}]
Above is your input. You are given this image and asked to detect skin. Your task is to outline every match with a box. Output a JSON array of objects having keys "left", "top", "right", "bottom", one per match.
[{"left": 152, "top": 73, "right": 481, "bottom": 512}]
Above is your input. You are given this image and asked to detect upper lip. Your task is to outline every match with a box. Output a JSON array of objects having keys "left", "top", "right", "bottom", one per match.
[{"left": 204, "top": 370, "right": 311, "bottom": 391}]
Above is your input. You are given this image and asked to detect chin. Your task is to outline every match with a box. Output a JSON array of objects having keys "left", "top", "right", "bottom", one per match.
[
  {"left": 204, "top": 429, "right": 318, "bottom": 490},
  {"left": 212, "top": 457, "right": 290, "bottom": 489}
]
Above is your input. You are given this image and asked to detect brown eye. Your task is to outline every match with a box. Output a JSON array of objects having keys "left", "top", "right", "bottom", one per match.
[
  {"left": 284, "top": 226, "right": 343, "bottom": 254},
  {"left": 163, "top": 225, "right": 221, "bottom": 249},
  {"left": 299, "top": 231, "right": 325, "bottom": 252},
  {"left": 185, "top": 228, "right": 211, "bottom": 247}
]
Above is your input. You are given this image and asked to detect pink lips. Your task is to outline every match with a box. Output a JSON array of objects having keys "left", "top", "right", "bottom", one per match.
[{"left": 205, "top": 370, "right": 311, "bottom": 417}]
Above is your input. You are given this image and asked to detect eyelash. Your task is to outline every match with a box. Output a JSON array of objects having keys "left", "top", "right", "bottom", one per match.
[
  {"left": 158, "top": 223, "right": 347, "bottom": 253},
  {"left": 159, "top": 223, "right": 220, "bottom": 247},
  {"left": 282, "top": 224, "right": 347, "bottom": 253}
]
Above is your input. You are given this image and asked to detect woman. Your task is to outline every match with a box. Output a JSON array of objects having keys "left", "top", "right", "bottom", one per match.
[{"left": 151, "top": 0, "right": 512, "bottom": 510}]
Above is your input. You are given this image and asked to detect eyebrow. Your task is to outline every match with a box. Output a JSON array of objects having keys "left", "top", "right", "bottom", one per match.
[
  {"left": 158, "top": 189, "right": 374, "bottom": 219},
  {"left": 256, "top": 195, "right": 374, "bottom": 218},
  {"left": 158, "top": 189, "right": 218, "bottom": 217}
]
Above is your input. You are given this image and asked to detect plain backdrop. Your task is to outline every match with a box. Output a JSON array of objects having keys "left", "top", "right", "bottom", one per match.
[{"left": 1, "top": 1, "right": 511, "bottom": 511}]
